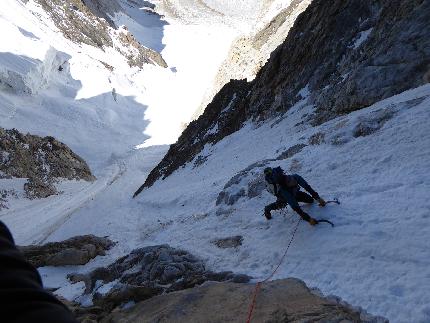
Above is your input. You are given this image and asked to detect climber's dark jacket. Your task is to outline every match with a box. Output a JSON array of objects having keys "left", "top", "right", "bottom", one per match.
[
  {"left": 265, "top": 173, "right": 320, "bottom": 221},
  {"left": 0, "top": 220, "right": 78, "bottom": 323}
]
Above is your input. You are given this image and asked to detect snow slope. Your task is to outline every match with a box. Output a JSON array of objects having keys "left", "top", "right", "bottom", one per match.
[
  {"left": 1, "top": 1, "right": 430, "bottom": 323},
  {"left": 0, "top": 0, "right": 151, "bottom": 172},
  {"left": 133, "top": 85, "right": 430, "bottom": 323},
  {"left": 0, "top": 0, "right": 243, "bottom": 281},
  {"left": 0, "top": 0, "right": 243, "bottom": 165},
  {"left": 29, "top": 85, "right": 430, "bottom": 322}
]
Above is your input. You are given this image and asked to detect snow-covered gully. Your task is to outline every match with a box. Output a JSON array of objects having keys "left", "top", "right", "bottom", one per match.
[{"left": 0, "top": 0, "right": 429, "bottom": 322}]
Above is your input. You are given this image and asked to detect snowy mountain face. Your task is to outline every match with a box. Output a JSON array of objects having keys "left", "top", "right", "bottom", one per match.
[
  {"left": 140, "top": 0, "right": 430, "bottom": 189},
  {"left": 130, "top": 0, "right": 430, "bottom": 322},
  {"left": 0, "top": 0, "right": 287, "bottom": 241},
  {"left": 1, "top": 0, "right": 430, "bottom": 322},
  {"left": 194, "top": 0, "right": 313, "bottom": 118}
]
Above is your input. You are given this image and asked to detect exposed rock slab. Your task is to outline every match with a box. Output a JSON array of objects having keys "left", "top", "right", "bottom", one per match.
[
  {"left": 0, "top": 127, "right": 95, "bottom": 199},
  {"left": 102, "top": 278, "right": 387, "bottom": 323},
  {"left": 35, "top": 0, "right": 166, "bottom": 68},
  {"left": 19, "top": 235, "right": 115, "bottom": 267},
  {"left": 65, "top": 245, "right": 250, "bottom": 321}
]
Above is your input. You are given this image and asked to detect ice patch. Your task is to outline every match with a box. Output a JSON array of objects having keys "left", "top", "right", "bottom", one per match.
[
  {"left": 221, "top": 93, "right": 237, "bottom": 114},
  {"left": 298, "top": 84, "right": 310, "bottom": 99},
  {"left": 55, "top": 281, "right": 86, "bottom": 302},
  {"left": 350, "top": 28, "right": 373, "bottom": 50}
]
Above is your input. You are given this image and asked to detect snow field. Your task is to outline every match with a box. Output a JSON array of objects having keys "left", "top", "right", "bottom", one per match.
[
  {"left": 137, "top": 22, "right": 239, "bottom": 147},
  {"left": 0, "top": 0, "right": 243, "bottom": 166},
  {"left": 132, "top": 85, "right": 430, "bottom": 322},
  {"left": 15, "top": 85, "right": 429, "bottom": 322},
  {"left": 1, "top": 1, "right": 429, "bottom": 322}
]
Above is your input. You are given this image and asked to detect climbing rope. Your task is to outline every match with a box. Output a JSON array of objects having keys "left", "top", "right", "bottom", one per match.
[{"left": 245, "top": 217, "right": 302, "bottom": 323}]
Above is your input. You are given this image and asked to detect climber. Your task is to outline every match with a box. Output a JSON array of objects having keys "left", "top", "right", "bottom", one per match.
[{"left": 263, "top": 167, "right": 326, "bottom": 225}]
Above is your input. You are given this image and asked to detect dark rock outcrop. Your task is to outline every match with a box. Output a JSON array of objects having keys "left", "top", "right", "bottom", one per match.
[
  {"left": 37, "top": 0, "right": 113, "bottom": 48},
  {"left": 78, "top": 0, "right": 121, "bottom": 28},
  {"left": 352, "top": 108, "right": 395, "bottom": 138},
  {"left": 66, "top": 244, "right": 250, "bottom": 318},
  {"left": 0, "top": 189, "right": 17, "bottom": 210},
  {"left": 252, "top": 0, "right": 310, "bottom": 51},
  {"left": 275, "top": 143, "right": 307, "bottom": 160},
  {"left": 35, "top": 0, "right": 167, "bottom": 68},
  {"left": 19, "top": 235, "right": 115, "bottom": 267},
  {"left": 116, "top": 28, "right": 168, "bottom": 68},
  {"left": 24, "top": 177, "right": 58, "bottom": 199},
  {"left": 0, "top": 127, "right": 95, "bottom": 198},
  {"left": 133, "top": 79, "right": 251, "bottom": 195},
  {"left": 212, "top": 235, "right": 243, "bottom": 249},
  {"left": 59, "top": 248, "right": 387, "bottom": 322},
  {"left": 251, "top": 0, "right": 430, "bottom": 125},
  {"left": 135, "top": 0, "right": 430, "bottom": 192},
  {"left": 101, "top": 278, "right": 387, "bottom": 323}
]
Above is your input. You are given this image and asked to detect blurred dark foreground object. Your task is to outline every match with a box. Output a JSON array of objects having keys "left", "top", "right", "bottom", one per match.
[{"left": 0, "top": 220, "right": 77, "bottom": 323}]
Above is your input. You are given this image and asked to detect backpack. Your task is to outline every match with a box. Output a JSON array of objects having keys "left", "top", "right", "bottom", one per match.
[
  {"left": 265, "top": 167, "right": 300, "bottom": 197},
  {"left": 266, "top": 167, "right": 284, "bottom": 196}
]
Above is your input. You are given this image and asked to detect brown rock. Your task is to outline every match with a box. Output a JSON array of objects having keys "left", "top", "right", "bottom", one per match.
[
  {"left": 102, "top": 279, "right": 386, "bottom": 323},
  {"left": 0, "top": 127, "right": 95, "bottom": 199},
  {"left": 19, "top": 235, "right": 115, "bottom": 267}
]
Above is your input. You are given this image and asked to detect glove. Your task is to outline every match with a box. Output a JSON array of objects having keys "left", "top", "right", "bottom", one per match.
[
  {"left": 318, "top": 197, "right": 326, "bottom": 207},
  {"left": 309, "top": 218, "right": 318, "bottom": 226}
]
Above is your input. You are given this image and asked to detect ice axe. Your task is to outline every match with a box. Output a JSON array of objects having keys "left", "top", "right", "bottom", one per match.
[
  {"left": 315, "top": 219, "right": 334, "bottom": 227},
  {"left": 325, "top": 198, "right": 340, "bottom": 205}
]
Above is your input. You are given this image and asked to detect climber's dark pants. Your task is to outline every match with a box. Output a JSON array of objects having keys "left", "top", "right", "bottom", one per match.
[{"left": 265, "top": 191, "right": 314, "bottom": 213}]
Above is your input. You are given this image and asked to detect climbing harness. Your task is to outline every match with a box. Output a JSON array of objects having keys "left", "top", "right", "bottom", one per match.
[{"left": 245, "top": 218, "right": 302, "bottom": 323}]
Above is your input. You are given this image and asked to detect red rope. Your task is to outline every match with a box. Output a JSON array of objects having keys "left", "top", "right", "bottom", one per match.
[{"left": 245, "top": 218, "right": 301, "bottom": 323}]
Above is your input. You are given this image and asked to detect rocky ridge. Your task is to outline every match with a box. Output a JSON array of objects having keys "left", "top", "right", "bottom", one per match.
[
  {"left": 20, "top": 235, "right": 114, "bottom": 267},
  {"left": 136, "top": 0, "right": 430, "bottom": 192},
  {"left": 194, "top": 0, "right": 312, "bottom": 119},
  {"left": 52, "top": 243, "right": 387, "bottom": 322},
  {"left": 0, "top": 127, "right": 95, "bottom": 199},
  {"left": 35, "top": 0, "right": 167, "bottom": 68},
  {"left": 71, "top": 279, "right": 387, "bottom": 323},
  {"left": 65, "top": 244, "right": 251, "bottom": 321}
]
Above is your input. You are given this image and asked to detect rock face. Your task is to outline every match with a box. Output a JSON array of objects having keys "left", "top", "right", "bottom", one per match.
[
  {"left": 102, "top": 278, "right": 387, "bottom": 323},
  {"left": 135, "top": 0, "right": 430, "bottom": 192},
  {"left": 133, "top": 79, "right": 250, "bottom": 195},
  {"left": 58, "top": 247, "right": 387, "bottom": 322},
  {"left": 195, "top": 0, "right": 312, "bottom": 119},
  {"left": 66, "top": 245, "right": 250, "bottom": 319},
  {"left": 251, "top": 0, "right": 430, "bottom": 125},
  {"left": 0, "top": 189, "right": 17, "bottom": 210},
  {"left": 0, "top": 128, "right": 95, "bottom": 198},
  {"left": 35, "top": 0, "right": 167, "bottom": 68},
  {"left": 77, "top": 0, "right": 121, "bottom": 28},
  {"left": 19, "top": 235, "right": 114, "bottom": 267}
]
